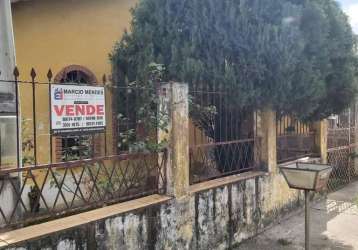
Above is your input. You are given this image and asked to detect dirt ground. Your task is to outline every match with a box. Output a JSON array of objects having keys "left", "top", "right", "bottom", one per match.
[{"left": 236, "top": 181, "right": 358, "bottom": 250}]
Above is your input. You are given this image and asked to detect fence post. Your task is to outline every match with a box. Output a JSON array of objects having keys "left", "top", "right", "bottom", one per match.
[
  {"left": 256, "top": 108, "right": 277, "bottom": 173},
  {"left": 158, "top": 82, "right": 189, "bottom": 198},
  {"left": 313, "top": 120, "right": 328, "bottom": 164}
]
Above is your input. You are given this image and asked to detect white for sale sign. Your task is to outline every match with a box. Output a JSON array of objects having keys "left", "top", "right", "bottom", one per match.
[{"left": 51, "top": 84, "right": 106, "bottom": 135}]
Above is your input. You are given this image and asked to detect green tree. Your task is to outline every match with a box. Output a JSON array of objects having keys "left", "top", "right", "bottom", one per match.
[{"left": 111, "top": 0, "right": 357, "bottom": 121}]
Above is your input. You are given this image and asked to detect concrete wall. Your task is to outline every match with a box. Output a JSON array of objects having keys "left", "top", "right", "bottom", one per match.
[
  {"left": 0, "top": 83, "right": 308, "bottom": 250},
  {"left": 0, "top": 83, "right": 328, "bottom": 249},
  {"left": 3, "top": 173, "right": 304, "bottom": 250}
]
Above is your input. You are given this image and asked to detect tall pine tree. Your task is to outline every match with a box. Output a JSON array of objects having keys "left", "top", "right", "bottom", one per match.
[
  {"left": 111, "top": 0, "right": 357, "bottom": 121},
  {"left": 111, "top": 0, "right": 356, "bottom": 119},
  {"left": 110, "top": 0, "right": 357, "bottom": 174}
]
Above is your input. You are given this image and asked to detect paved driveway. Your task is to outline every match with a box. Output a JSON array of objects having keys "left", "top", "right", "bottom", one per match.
[{"left": 237, "top": 181, "right": 358, "bottom": 250}]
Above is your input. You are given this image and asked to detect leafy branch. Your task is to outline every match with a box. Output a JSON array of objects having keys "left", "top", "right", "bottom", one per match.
[{"left": 117, "top": 63, "right": 169, "bottom": 153}]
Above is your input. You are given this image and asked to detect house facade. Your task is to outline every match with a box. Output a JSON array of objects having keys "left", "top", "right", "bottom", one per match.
[
  {"left": 9, "top": 0, "right": 137, "bottom": 165},
  {"left": 1, "top": 1, "right": 352, "bottom": 250}
]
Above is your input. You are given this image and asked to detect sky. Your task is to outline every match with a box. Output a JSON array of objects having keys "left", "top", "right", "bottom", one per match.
[{"left": 337, "top": 0, "right": 358, "bottom": 33}]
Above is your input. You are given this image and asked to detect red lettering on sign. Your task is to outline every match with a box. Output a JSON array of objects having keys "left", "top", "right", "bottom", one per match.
[
  {"left": 97, "top": 105, "right": 104, "bottom": 115},
  {"left": 53, "top": 104, "right": 105, "bottom": 116},
  {"left": 86, "top": 105, "right": 96, "bottom": 115},
  {"left": 66, "top": 105, "right": 74, "bottom": 116},
  {"left": 54, "top": 105, "right": 65, "bottom": 116},
  {"left": 75, "top": 105, "right": 85, "bottom": 115}
]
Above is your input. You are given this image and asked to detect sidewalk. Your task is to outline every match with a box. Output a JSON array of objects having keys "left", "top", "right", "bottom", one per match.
[{"left": 237, "top": 181, "right": 358, "bottom": 250}]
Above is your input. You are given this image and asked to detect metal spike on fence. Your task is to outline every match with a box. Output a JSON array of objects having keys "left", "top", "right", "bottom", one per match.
[
  {"left": 47, "top": 69, "right": 53, "bottom": 82},
  {"left": 102, "top": 74, "right": 107, "bottom": 84},
  {"left": 30, "top": 68, "right": 37, "bottom": 81},
  {"left": 13, "top": 67, "right": 19, "bottom": 78},
  {"left": 30, "top": 67, "right": 37, "bottom": 165}
]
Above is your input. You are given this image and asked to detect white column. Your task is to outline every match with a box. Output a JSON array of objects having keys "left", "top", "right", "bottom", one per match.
[
  {"left": 0, "top": 1, "right": 19, "bottom": 169},
  {"left": 0, "top": 0, "right": 16, "bottom": 77},
  {"left": 0, "top": 0, "right": 16, "bottom": 112}
]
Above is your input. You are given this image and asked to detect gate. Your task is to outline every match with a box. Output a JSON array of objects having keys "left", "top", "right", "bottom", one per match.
[{"left": 327, "top": 106, "right": 358, "bottom": 192}]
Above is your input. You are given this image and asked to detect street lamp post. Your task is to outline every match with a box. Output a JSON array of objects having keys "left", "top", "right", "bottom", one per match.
[
  {"left": 305, "top": 189, "right": 310, "bottom": 250},
  {"left": 280, "top": 162, "right": 332, "bottom": 250}
]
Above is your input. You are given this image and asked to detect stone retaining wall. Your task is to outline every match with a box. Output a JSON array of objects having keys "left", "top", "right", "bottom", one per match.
[{"left": 4, "top": 173, "right": 304, "bottom": 250}]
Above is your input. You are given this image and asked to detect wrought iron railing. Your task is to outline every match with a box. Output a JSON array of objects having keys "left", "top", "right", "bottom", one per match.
[
  {"left": 276, "top": 115, "right": 316, "bottom": 163},
  {"left": 189, "top": 138, "right": 260, "bottom": 184},
  {"left": 277, "top": 133, "right": 316, "bottom": 163},
  {"left": 327, "top": 145, "right": 356, "bottom": 191},
  {"left": 0, "top": 68, "right": 163, "bottom": 170},
  {"left": 327, "top": 108, "right": 358, "bottom": 192},
  {"left": 0, "top": 151, "right": 166, "bottom": 230},
  {"left": 188, "top": 83, "right": 260, "bottom": 184},
  {"left": 328, "top": 127, "right": 355, "bottom": 149}
]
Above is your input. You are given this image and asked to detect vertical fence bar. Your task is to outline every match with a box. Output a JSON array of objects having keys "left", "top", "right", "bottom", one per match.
[
  {"left": 224, "top": 84, "right": 228, "bottom": 142},
  {"left": 296, "top": 119, "right": 299, "bottom": 134},
  {"left": 199, "top": 82, "right": 204, "bottom": 143},
  {"left": 229, "top": 82, "right": 233, "bottom": 140},
  {"left": 125, "top": 81, "right": 129, "bottom": 144},
  {"left": 193, "top": 82, "right": 197, "bottom": 145},
  {"left": 206, "top": 83, "right": 210, "bottom": 143},
  {"left": 14, "top": 67, "right": 20, "bottom": 168},
  {"left": 276, "top": 117, "right": 279, "bottom": 137},
  {"left": 102, "top": 74, "right": 107, "bottom": 156},
  {"left": 31, "top": 68, "right": 37, "bottom": 165},
  {"left": 348, "top": 108, "right": 351, "bottom": 146},
  {"left": 219, "top": 83, "right": 223, "bottom": 142},
  {"left": 212, "top": 85, "right": 215, "bottom": 141},
  {"left": 64, "top": 135, "right": 68, "bottom": 161},
  {"left": 0, "top": 109, "right": 1, "bottom": 167},
  {"left": 47, "top": 69, "right": 53, "bottom": 163},
  {"left": 348, "top": 107, "right": 352, "bottom": 182}
]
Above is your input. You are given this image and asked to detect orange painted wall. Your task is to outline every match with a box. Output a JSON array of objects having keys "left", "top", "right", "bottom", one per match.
[{"left": 11, "top": 0, "right": 137, "bottom": 164}]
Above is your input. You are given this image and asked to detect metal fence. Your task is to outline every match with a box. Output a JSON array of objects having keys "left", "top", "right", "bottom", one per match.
[
  {"left": 0, "top": 67, "right": 165, "bottom": 167},
  {"left": 188, "top": 83, "right": 260, "bottom": 184},
  {"left": 0, "top": 68, "right": 111, "bottom": 169},
  {"left": 0, "top": 68, "right": 167, "bottom": 231},
  {"left": 0, "top": 151, "right": 166, "bottom": 230},
  {"left": 276, "top": 115, "right": 316, "bottom": 163},
  {"left": 327, "top": 107, "right": 358, "bottom": 192}
]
